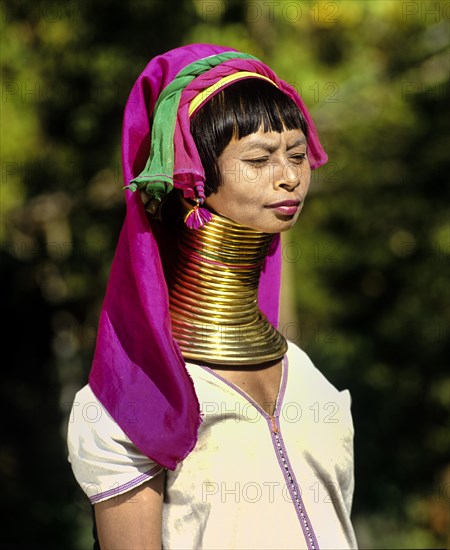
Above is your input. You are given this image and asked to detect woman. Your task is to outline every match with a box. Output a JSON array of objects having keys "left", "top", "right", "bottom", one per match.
[{"left": 68, "top": 43, "right": 357, "bottom": 549}]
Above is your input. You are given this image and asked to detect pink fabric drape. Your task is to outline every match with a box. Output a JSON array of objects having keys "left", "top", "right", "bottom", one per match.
[{"left": 89, "top": 44, "right": 327, "bottom": 469}]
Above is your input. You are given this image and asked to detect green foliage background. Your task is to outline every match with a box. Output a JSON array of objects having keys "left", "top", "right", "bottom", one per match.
[{"left": 1, "top": 1, "right": 449, "bottom": 548}]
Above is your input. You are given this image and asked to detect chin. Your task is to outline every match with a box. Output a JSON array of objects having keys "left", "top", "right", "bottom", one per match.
[{"left": 271, "top": 214, "right": 300, "bottom": 233}]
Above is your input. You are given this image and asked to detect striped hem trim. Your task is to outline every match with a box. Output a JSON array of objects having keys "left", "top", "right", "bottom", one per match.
[{"left": 88, "top": 464, "right": 164, "bottom": 504}]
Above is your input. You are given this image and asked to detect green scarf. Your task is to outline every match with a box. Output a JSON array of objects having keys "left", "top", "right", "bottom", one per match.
[{"left": 123, "top": 51, "right": 258, "bottom": 201}]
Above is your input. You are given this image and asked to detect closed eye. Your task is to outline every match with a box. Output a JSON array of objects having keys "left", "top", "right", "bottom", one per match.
[
  {"left": 244, "top": 157, "right": 269, "bottom": 166},
  {"left": 289, "top": 153, "right": 307, "bottom": 163}
]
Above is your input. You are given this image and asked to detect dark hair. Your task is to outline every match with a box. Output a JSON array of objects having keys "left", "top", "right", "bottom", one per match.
[{"left": 190, "top": 78, "right": 308, "bottom": 196}]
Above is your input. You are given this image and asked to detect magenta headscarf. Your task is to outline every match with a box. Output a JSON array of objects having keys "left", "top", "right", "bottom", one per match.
[{"left": 88, "top": 43, "right": 328, "bottom": 469}]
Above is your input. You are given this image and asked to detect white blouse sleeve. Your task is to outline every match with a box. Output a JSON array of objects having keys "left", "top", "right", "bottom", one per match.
[
  {"left": 67, "top": 384, "right": 164, "bottom": 504},
  {"left": 336, "top": 388, "right": 355, "bottom": 516}
]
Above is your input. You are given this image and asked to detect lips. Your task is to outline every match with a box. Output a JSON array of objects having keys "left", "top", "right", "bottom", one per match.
[
  {"left": 266, "top": 200, "right": 302, "bottom": 216},
  {"left": 268, "top": 200, "right": 300, "bottom": 207}
]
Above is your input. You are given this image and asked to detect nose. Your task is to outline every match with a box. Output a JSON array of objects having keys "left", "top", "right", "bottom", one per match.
[{"left": 273, "top": 159, "right": 308, "bottom": 191}]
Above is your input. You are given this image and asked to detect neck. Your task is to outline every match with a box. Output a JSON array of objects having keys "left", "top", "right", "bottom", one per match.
[{"left": 168, "top": 210, "right": 287, "bottom": 365}]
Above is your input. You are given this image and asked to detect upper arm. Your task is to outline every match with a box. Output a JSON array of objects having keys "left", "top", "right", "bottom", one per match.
[
  {"left": 94, "top": 469, "right": 165, "bottom": 550},
  {"left": 67, "top": 385, "right": 166, "bottom": 547}
]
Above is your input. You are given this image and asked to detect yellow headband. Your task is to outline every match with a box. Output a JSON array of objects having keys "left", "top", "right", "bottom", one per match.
[{"left": 188, "top": 71, "right": 278, "bottom": 117}]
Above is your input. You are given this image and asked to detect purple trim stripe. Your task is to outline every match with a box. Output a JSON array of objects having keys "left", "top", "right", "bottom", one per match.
[{"left": 88, "top": 464, "right": 163, "bottom": 504}]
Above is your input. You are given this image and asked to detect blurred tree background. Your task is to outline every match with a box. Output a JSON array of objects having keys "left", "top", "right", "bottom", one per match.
[{"left": 1, "top": 0, "right": 448, "bottom": 548}]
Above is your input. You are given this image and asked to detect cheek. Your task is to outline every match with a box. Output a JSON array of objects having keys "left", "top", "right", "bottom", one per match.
[
  {"left": 245, "top": 168, "right": 269, "bottom": 194},
  {"left": 305, "top": 170, "right": 312, "bottom": 190},
  {"left": 218, "top": 164, "right": 262, "bottom": 200},
  {"left": 301, "top": 164, "right": 312, "bottom": 191}
]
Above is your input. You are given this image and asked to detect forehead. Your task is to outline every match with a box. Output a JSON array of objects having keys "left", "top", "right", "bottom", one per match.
[{"left": 223, "top": 128, "right": 307, "bottom": 155}]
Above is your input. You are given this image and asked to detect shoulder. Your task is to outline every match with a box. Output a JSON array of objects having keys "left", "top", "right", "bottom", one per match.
[
  {"left": 286, "top": 340, "right": 341, "bottom": 394},
  {"left": 67, "top": 384, "right": 163, "bottom": 504},
  {"left": 68, "top": 384, "right": 133, "bottom": 450},
  {"left": 285, "top": 340, "right": 354, "bottom": 430}
]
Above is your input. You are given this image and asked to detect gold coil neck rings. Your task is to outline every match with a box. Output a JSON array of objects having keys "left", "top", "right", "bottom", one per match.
[{"left": 168, "top": 211, "right": 288, "bottom": 365}]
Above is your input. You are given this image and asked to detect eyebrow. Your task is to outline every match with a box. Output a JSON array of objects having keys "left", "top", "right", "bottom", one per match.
[
  {"left": 287, "top": 138, "right": 307, "bottom": 150},
  {"left": 243, "top": 137, "right": 307, "bottom": 152}
]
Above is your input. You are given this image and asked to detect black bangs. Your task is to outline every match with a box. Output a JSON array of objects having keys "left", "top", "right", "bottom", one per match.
[{"left": 190, "top": 78, "right": 308, "bottom": 196}]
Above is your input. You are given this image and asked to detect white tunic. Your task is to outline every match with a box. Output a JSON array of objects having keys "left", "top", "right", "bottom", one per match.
[{"left": 67, "top": 342, "right": 358, "bottom": 549}]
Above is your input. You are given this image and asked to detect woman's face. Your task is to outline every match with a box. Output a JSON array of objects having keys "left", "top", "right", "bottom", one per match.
[{"left": 205, "top": 127, "right": 311, "bottom": 233}]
